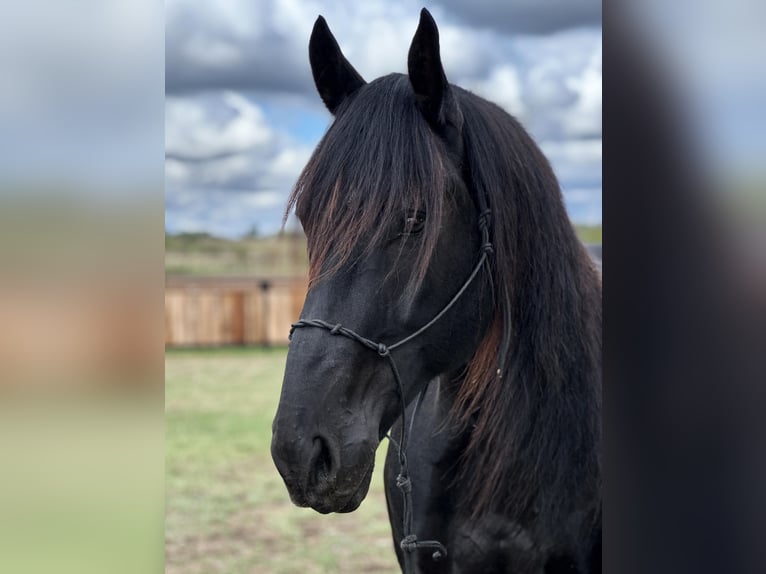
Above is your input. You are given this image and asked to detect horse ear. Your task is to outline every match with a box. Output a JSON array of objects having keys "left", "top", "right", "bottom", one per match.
[
  {"left": 408, "top": 8, "right": 450, "bottom": 126},
  {"left": 309, "top": 16, "right": 366, "bottom": 114}
]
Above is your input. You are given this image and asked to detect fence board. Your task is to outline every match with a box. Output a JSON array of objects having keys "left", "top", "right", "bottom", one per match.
[{"left": 165, "top": 276, "right": 307, "bottom": 347}]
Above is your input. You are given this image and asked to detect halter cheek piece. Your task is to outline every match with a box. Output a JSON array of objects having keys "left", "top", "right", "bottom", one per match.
[{"left": 289, "top": 209, "right": 493, "bottom": 569}]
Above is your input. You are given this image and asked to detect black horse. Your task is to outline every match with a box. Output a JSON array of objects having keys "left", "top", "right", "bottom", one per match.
[{"left": 271, "top": 9, "right": 601, "bottom": 573}]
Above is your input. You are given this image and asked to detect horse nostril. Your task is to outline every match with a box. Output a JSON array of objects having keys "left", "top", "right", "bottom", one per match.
[{"left": 309, "top": 435, "right": 335, "bottom": 488}]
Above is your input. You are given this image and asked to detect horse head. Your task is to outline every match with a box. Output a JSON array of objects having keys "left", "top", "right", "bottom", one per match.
[{"left": 271, "top": 10, "right": 494, "bottom": 514}]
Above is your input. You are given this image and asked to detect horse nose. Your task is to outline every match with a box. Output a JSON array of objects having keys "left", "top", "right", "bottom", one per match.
[
  {"left": 271, "top": 425, "right": 340, "bottom": 504},
  {"left": 270, "top": 424, "right": 308, "bottom": 486},
  {"left": 306, "top": 435, "right": 339, "bottom": 495}
]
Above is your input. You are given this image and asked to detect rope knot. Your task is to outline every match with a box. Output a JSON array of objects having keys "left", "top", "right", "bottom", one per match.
[
  {"left": 400, "top": 534, "right": 418, "bottom": 553},
  {"left": 478, "top": 209, "right": 491, "bottom": 230},
  {"left": 477, "top": 210, "right": 493, "bottom": 255},
  {"left": 330, "top": 323, "right": 342, "bottom": 335},
  {"left": 377, "top": 343, "right": 390, "bottom": 357},
  {"left": 396, "top": 473, "right": 412, "bottom": 493}
]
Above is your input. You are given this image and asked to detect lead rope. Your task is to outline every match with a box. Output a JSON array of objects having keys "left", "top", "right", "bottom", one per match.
[{"left": 289, "top": 210, "right": 493, "bottom": 572}]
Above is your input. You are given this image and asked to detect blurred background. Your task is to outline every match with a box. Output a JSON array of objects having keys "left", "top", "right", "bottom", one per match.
[
  {"left": 0, "top": 2, "right": 164, "bottom": 574},
  {"left": 163, "top": 2, "right": 601, "bottom": 572}
]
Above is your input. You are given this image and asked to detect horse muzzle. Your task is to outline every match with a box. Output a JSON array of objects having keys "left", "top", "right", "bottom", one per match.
[{"left": 271, "top": 420, "right": 377, "bottom": 514}]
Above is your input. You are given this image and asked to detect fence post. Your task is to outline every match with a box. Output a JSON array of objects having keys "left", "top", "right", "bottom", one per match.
[{"left": 259, "top": 280, "right": 272, "bottom": 347}]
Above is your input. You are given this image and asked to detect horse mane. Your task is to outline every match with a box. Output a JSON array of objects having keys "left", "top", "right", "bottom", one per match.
[
  {"left": 286, "top": 74, "right": 457, "bottom": 295},
  {"left": 451, "top": 87, "right": 602, "bottom": 533},
  {"left": 287, "top": 73, "right": 602, "bottom": 533}
]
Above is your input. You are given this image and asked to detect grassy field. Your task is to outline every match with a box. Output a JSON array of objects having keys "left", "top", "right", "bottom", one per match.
[
  {"left": 165, "top": 233, "right": 308, "bottom": 277},
  {"left": 165, "top": 225, "right": 601, "bottom": 277},
  {"left": 574, "top": 224, "right": 602, "bottom": 244},
  {"left": 166, "top": 348, "right": 399, "bottom": 574}
]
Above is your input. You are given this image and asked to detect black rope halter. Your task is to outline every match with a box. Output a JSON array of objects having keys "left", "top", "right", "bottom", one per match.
[{"left": 289, "top": 209, "right": 493, "bottom": 572}]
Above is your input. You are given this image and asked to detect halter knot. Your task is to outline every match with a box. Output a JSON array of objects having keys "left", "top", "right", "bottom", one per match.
[
  {"left": 400, "top": 534, "right": 418, "bottom": 553},
  {"left": 478, "top": 209, "right": 491, "bottom": 230},
  {"left": 330, "top": 323, "right": 342, "bottom": 335},
  {"left": 477, "top": 210, "right": 493, "bottom": 255},
  {"left": 396, "top": 473, "right": 412, "bottom": 493},
  {"left": 377, "top": 343, "right": 390, "bottom": 357}
]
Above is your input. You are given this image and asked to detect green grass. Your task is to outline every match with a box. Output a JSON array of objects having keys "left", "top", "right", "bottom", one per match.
[
  {"left": 574, "top": 225, "right": 602, "bottom": 244},
  {"left": 165, "top": 225, "right": 602, "bottom": 277},
  {"left": 166, "top": 348, "right": 399, "bottom": 574},
  {"left": 165, "top": 233, "right": 308, "bottom": 277},
  {"left": 0, "top": 399, "right": 163, "bottom": 574}
]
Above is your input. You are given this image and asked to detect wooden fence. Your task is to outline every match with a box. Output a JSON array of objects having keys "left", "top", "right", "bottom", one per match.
[
  {"left": 165, "top": 276, "right": 307, "bottom": 347},
  {"left": 165, "top": 243, "right": 601, "bottom": 348}
]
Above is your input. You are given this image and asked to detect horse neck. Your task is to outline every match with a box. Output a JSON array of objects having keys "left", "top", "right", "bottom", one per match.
[
  {"left": 435, "top": 232, "right": 601, "bottom": 525},
  {"left": 511, "top": 234, "right": 602, "bottom": 386}
]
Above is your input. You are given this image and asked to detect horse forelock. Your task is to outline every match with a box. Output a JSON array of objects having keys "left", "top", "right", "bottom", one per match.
[{"left": 286, "top": 74, "right": 455, "bottom": 296}]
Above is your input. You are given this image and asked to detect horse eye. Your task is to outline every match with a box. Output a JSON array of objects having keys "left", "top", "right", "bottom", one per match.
[{"left": 403, "top": 212, "right": 426, "bottom": 235}]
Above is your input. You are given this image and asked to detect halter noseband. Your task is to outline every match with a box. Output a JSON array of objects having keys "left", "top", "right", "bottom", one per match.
[{"left": 289, "top": 209, "right": 493, "bottom": 570}]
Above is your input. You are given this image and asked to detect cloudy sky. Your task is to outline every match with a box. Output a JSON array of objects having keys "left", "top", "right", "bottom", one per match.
[{"left": 165, "top": 0, "right": 602, "bottom": 238}]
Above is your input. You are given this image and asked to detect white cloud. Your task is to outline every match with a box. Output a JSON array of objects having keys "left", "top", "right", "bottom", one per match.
[
  {"left": 514, "top": 29, "right": 602, "bottom": 141},
  {"left": 165, "top": 187, "right": 288, "bottom": 237},
  {"left": 166, "top": 0, "right": 259, "bottom": 39},
  {"left": 182, "top": 36, "right": 243, "bottom": 68},
  {"left": 561, "top": 39, "right": 602, "bottom": 137},
  {"left": 564, "top": 187, "right": 602, "bottom": 203},
  {"left": 165, "top": 89, "right": 319, "bottom": 236},
  {"left": 165, "top": 91, "right": 274, "bottom": 159},
  {"left": 541, "top": 139, "right": 602, "bottom": 164},
  {"left": 561, "top": 187, "right": 602, "bottom": 225},
  {"left": 240, "top": 190, "right": 284, "bottom": 209},
  {"left": 540, "top": 138, "right": 602, "bottom": 187},
  {"left": 164, "top": 1, "right": 602, "bottom": 234},
  {"left": 270, "top": 147, "right": 314, "bottom": 179},
  {"left": 165, "top": 158, "right": 190, "bottom": 183},
  {"left": 469, "top": 64, "right": 526, "bottom": 118},
  {"left": 194, "top": 153, "right": 259, "bottom": 186}
]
